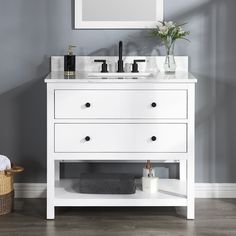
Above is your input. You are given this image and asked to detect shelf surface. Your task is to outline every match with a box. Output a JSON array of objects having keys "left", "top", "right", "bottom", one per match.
[{"left": 54, "top": 179, "right": 187, "bottom": 207}]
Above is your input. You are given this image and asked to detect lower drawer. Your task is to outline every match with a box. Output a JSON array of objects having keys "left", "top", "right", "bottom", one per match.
[{"left": 54, "top": 123, "right": 187, "bottom": 153}]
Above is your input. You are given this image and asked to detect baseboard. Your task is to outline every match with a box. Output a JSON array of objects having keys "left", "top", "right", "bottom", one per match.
[
  {"left": 14, "top": 183, "right": 46, "bottom": 198},
  {"left": 14, "top": 183, "right": 236, "bottom": 199},
  {"left": 195, "top": 183, "right": 236, "bottom": 198}
]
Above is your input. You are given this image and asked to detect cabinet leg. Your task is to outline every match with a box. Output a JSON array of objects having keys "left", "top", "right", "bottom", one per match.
[
  {"left": 187, "top": 200, "right": 195, "bottom": 220},
  {"left": 47, "top": 202, "right": 55, "bottom": 220},
  {"left": 47, "top": 157, "right": 55, "bottom": 219},
  {"left": 187, "top": 158, "right": 195, "bottom": 220}
]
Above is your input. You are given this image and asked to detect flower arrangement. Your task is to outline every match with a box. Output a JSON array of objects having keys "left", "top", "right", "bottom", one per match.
[{"left": 151, "top": 21, "right": 190, "bottom": 72}]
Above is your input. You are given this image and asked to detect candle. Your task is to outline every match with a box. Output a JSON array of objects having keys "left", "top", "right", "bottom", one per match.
[{"left": 142, "top": 177, "right": 159, "bottom": 193}]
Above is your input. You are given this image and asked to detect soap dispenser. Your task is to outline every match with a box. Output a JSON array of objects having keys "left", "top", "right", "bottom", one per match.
[{"left": 64, "top": 45, "right": 76, "bottom": 76}]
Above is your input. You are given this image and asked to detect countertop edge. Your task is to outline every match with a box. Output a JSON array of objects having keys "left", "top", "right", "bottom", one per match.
[{"left": 44, "top": 72, "right": 198, "bottom": 83}]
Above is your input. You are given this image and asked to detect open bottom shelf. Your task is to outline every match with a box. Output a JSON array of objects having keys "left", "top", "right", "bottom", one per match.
[{"left": 54, "top": 179, "right": 187, "bottom": 207}]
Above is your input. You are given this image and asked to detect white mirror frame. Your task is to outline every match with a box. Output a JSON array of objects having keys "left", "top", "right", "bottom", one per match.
[{"left": 74, "top": 0, "right": 163, "bottom": 29}]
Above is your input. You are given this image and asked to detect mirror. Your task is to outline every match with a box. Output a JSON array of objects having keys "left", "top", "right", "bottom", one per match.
[{"left": 74, "top": 0, "right": 163, "bottom": 29}]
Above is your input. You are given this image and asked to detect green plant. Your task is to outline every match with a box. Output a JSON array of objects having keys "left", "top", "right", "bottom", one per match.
[{"left": 151, "top": 21, "right": 190, "bottom": 52}]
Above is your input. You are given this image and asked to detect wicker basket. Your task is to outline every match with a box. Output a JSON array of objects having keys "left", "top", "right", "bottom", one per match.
[
  {"left": 0, "top": 165, "right": 24, "bottom": 216},
  {"left": 0, "top": 191, "right": 14, "bottom": 215}
]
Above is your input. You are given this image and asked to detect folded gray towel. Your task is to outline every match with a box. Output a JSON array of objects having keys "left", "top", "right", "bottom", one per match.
[{"left": 79, "top": 173, "right": 136, "bottom": 194}]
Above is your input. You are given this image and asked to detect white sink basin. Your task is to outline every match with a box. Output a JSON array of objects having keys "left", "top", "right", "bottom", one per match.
[{"left": 88, "top": 72, "right": 152, "bottom": 78}]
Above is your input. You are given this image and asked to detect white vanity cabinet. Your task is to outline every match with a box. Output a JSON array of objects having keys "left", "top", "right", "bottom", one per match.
[{"left": 45, "top": 68, "right": 197, "bottom": 220}]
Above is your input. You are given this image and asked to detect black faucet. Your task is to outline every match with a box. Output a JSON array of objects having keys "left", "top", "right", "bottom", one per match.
[{"left": 117, "top": 41, "right": 124, "bottom": 72}]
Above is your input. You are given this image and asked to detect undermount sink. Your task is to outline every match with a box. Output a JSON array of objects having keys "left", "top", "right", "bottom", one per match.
[{"left": 88, "top": 72, "right": 152, "bottom": 78}]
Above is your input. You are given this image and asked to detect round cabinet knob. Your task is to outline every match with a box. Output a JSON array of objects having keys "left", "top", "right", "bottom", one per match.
[
  {"left": 151, "top": 102, "right": 157, "bottom": 108},
  {"left": 151, "top": 136, "right": 157, "bottom": 141},
  {"left": 85, "top": 136, "right": 91, "bottom": 141},
  {"left": 85, "top": 103, "right": 91, "bottom": 108}
]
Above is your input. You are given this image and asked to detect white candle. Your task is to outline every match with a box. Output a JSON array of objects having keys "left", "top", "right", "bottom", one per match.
[{"left": 142, "top": 177, "right": 159, "bottom": 193}]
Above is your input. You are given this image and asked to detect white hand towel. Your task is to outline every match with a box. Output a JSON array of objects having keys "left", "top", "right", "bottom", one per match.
[{"left": 0, "top": 155, "right": 11, "bottom": 171}]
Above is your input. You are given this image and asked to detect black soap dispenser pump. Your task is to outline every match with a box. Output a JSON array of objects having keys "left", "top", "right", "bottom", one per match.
[{"left": 64, "top": 45, "right": 76, "bottom": 76}]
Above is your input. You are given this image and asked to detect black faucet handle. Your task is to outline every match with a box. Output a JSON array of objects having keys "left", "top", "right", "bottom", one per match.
[
  {"left": 94, "top": 60, "right": 108, "bottom": 73},
  {"left": 131, "top": 60, "right": 146, "bottom": 73},
  {"left": 94, "top": 60, "right": 106, "bottom": 63},
  {"left": 134, "top": 59, "right": 146, "bottom": 63}
]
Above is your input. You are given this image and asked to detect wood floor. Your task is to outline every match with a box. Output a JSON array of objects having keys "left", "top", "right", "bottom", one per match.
[{"left": 0, "top": 199, "right": 236, "bottom": 236}]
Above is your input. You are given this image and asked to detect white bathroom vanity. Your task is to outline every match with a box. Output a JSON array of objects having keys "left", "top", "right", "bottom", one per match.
[{"left": 45, "top": 56, "right": 197, "bottom": 220}]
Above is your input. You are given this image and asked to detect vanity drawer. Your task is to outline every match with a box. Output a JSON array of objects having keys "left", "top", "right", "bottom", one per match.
[
  {"left": 54, "top": 123, "right": 187, "bottom": 153},
  {"left": 54, "top": 90, "right": 187, "bottom": 119}
]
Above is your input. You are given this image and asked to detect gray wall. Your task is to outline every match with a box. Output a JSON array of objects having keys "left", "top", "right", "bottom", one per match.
[{"left": 0, "top": 0, "right": 236, "bottom": 183}]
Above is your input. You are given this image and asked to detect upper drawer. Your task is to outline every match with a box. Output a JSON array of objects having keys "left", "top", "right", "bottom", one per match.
[{"left": 54, "top": 90, "right": 187, "bottom": 119}]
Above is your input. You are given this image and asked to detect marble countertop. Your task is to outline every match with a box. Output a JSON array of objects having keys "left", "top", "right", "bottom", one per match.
[{"left": 44, "top": 71, "right": 198, "bottom": 83}]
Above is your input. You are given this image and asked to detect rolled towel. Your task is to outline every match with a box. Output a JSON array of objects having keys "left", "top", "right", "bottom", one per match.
[{"left": 0, "top": 155, "right": 11, "bottom": 171}]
